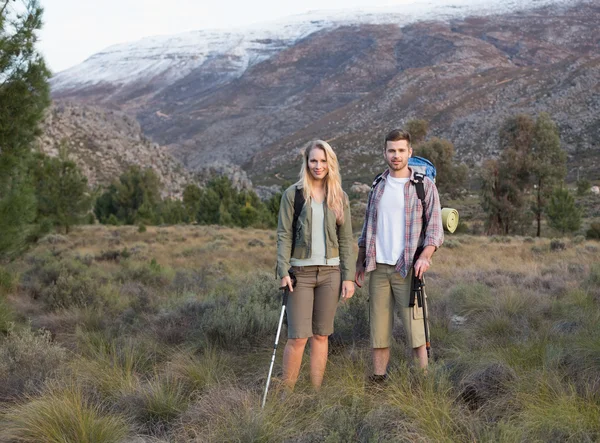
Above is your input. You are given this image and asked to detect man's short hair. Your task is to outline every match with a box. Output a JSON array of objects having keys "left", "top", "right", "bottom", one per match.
[{"left": 384, "top": 129, "right": 411, "bottom": 148}]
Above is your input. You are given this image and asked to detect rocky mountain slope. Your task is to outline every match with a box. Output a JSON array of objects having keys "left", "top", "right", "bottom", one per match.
[
  {"left": 38, "top": 103, "right": 194, "bottom": 198},
  {"left": 51, "top": 0, "right": 599, "bottom": 189}
]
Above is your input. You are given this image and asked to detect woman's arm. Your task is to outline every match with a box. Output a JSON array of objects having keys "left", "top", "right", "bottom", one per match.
[{"left": 276, "top": 188, "right": 295, "bottom": 280}]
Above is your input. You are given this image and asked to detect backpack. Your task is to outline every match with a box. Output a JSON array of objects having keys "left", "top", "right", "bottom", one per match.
[
  {"left": 370, "top": 156, "right": 436, "bottom": 216},
  {"left": 291, "top": 186, "right": 304, "bottom": 256}
]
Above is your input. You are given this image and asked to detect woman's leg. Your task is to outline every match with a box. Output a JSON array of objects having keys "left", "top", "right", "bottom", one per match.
[
  {"left": 311, "top": 266, "right": 341, "bottom": 389},
  {"left": 309, "top": 334, "right": 328, "bottom": 389},
  {"left": 282, "top": 267, "right": 315, "bottom": 390},
  {"left": 282, "top": 337, "right": 309, "bottom": 390}
]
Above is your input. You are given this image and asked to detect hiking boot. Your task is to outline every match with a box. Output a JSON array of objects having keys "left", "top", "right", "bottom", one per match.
[{"left": 368, "top": 374, "right": 389, "bottom": 385}]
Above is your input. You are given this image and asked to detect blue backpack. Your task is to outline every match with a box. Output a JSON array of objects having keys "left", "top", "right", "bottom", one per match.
[{"left": 408, "top": 156, "right": 436, "bottom": 183}]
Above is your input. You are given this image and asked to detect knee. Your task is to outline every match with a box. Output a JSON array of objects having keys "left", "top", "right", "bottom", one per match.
[
  {"left": 311, "top": 334, "right": 328, "bottom": 343},
  {"left": 287, "top": 337, "right": 309, "bottom": 350}
]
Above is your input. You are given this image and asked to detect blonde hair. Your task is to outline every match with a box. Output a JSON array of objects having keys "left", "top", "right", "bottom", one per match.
[{"left": 296, "top": 140, "right": 346, "bottom": 224}]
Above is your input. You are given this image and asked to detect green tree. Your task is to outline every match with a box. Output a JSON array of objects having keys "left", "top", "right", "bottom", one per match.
[
  {"left": 30, "top": 146, "right": 92, "bottom": 234},
  {"left": 414, "top": 137, "right": 467, "bottom": 197},
  {"left": 94, "top": 166, "right": 162, "bottom": 224},
  {"left": 0, "top": 0, "right": 50, "bottom": 258},
  {"left": 480, "top": 113, "right": 565, "bottom": 236},
  {"left": 159, "top": 199, "right": 189, "bottom": 224},
  {"left": 182, "top": 184, "right": 202, "bottom": 220},
  {"left": 480, "top": 159, "right": 531, "bottom": 235},
  {"left": 530, "top": 113, "right": 566, "bottom": 237},
  {"left": 576, "top": 178, "right": 591, "bottom": 196},
  {"left": 546, "top": 187, "right": 581, "bottom": 235},
  {"left": 405, "top": 119, "right": 429, "bottom": 145}
]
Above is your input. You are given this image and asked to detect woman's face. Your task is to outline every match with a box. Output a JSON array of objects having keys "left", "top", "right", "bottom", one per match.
[{"left": 308, "top": 147, "right": 328, "bottom": 181}]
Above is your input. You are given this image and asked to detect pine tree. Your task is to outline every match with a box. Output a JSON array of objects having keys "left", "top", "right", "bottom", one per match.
[
  {"left": 94, "top": 166, "right": 162, "bottom": 224},
  {"left": 530, "top": 113, "right": 566, "bottom": 237},
  {"left": 480, "top": 113, "right": 565, "bottom": 236},
  {"left": 546, "top": 187, "right": 581, "bottom": 235},
  {"left": 31, "top": 146, "right": 92, "bottom": 234},
  {"left": 405, "top": 119, "right": 429, "bottom": 145},
  {"left": 0, "top": 0, "right": 50, "bottom": 258}
]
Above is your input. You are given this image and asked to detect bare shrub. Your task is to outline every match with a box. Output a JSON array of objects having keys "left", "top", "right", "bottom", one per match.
[
  {"left": 39, "top": 234, "right": 70, "bottom": 245},
  {"left": 459, "top": 363, "right": 518, "bottom": 410},
  {"left": 152, "top": 272, "right": 281, "bottom": 349},
  {"left": 0, "top": 324, "right": 67, "bottom": 400}
]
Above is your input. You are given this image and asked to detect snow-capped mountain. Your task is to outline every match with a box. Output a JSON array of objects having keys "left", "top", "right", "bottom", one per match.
[
  {"left": 51, "top": 0, "right": 599, "bottom": 188},
  {"left": 51, "top": 0, "right": 577, "bottom": 93}
]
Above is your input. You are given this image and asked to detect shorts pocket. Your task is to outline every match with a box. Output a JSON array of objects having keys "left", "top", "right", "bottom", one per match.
[{"left": 412, "top": 292, "right": 427, "bottom": 320}]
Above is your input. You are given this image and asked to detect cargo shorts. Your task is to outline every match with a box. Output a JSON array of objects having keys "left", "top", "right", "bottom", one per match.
[
  {"left": 286, "top": 265, "right": 341, "bottom": 338},
  {"left": 369, "top": 263, "right": 427, "bottom": 349}
]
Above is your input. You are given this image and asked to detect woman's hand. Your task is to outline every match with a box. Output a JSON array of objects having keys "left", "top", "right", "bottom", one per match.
[
  {"left": 280, "top": 275, "right": 294, "bottom": 292},
  {"left": 341, "top": 280, "right": 355, "bottom": 300}
]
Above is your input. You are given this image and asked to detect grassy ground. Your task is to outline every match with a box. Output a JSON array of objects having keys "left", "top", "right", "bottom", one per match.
[{"left": 0, "top": 225, "right": 599, "bottom": 442}]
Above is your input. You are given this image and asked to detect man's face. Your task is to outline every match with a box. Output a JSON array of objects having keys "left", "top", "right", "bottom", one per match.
[{"left": 384, "top": 139, "right": 412, "bottom": 174}]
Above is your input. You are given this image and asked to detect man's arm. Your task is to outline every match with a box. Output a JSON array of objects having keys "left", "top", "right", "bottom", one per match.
[
  {"left": 355, "top": 188, "right": 373, "bottom": 287},
  {"left": 414, "top": 179, "right": 444, "bottom": 279}
]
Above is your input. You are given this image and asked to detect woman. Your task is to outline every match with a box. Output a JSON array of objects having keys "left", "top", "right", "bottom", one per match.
[{"left": 276, "top": 140, "right": 355, "bottom": 391}]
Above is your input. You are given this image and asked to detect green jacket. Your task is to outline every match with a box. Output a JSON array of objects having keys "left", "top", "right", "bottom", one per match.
[{"left": 276, "top": 185, "right": 356, "bottom": 281}]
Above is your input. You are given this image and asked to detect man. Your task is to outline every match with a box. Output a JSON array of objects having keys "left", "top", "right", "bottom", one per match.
[{"left": 355, "top": 129, "right": 444, "bottom": 380}]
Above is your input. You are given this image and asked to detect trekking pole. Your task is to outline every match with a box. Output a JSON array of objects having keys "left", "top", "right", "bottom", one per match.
[
  {"left": 261, "top": 285, "right": 289, "bottom": 408},
  {"left": 412, "top": 274, "right": 431, "bottom": 358}
]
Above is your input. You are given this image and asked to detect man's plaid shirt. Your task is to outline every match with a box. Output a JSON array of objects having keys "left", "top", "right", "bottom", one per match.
[{"left": 358, "top": 168, "right": 444, "bottom": 278}]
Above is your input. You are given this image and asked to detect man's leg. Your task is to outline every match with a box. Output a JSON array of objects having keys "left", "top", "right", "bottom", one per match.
[
  {"left": 282, "top": 338, "right": 308, "bottom": 389},
  {"left": 369, "top": 264, "right": 394, "bottom": 377},
  {"left": 309, "top": 334, "right": 328, "bottom": 389},
  {"left": 413, "top": 344, "right": 427, "bottom": 369},
  {"left": 373, "top": 347, "right": 390, "bottom": 376},
  {"left": 394, "top": 270, "right": 428, "bottom": 370}
]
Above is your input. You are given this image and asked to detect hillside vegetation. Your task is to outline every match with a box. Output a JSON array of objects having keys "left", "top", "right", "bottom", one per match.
[{"left": 0, "top": 226, "right": 599, "bottom": 442}]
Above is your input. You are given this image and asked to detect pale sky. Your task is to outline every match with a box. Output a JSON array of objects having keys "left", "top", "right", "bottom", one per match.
[{"left": 38, "top": 0, "right": 410, "bottom": 73}]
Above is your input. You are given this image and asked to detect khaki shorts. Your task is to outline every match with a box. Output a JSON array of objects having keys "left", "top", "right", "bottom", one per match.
[
  {"left": 369, "top": 263, "right": 427, "bottom": 349},
  {"left": 286, "top": 266, "right": 341, "bottom": 339}
]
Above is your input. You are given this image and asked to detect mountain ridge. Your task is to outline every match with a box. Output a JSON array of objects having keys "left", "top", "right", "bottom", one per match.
[{"left": 50, "top": 0, "right": 599, "bottom": 191}]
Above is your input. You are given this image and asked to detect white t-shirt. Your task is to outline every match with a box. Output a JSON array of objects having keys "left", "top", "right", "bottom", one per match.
[{"left": 376, "top": 176, "right": 409, "bottom": 265}]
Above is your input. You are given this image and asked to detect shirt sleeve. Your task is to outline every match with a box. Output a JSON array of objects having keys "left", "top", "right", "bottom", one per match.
[
  {"left": 338, "top": 194, "right": 356, "bottom": 281},
  {"left": 423, "top": 178, "right": 444, "bottom": 249},
  {"left": 357, "top": 189, "right": 372, "bottom": 248}
]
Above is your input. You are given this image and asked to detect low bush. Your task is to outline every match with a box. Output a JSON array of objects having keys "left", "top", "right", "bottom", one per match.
[
  {"left": 117, "top": 258, "right": 173, "bottom": 288},
  {"left": 0, "top": 385, "right": 131, "bottom": 443},
  {"left": 586, "top": 222, "right": 600, "bottom": 240},
  {"left": 444, "top": 239, "right": 461, "bottom": 249},
  {"left": 133, "top": 374, "right": 189, "bottom": 434},
  {"left": 0, "top": 323, "right": 67, "bottom": 400},
  {"left": 153, "top": 272, "right": 281, "bottom": 349},
  {"left": 0, "top": 266, "right": 15, "bottom": 294},
  {"left": 550, "top": 239, "right": 567, "bottom": 251}
]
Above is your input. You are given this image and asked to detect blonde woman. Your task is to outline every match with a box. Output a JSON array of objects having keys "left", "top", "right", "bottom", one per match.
[{"left": 276, "top": 140, "right": 355, "bottom": 391}]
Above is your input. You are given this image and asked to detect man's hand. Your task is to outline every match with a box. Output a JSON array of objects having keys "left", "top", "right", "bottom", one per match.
[
  {"left": 355, "top": 264, "right": 365, "bottom": 288},
  {"left": 414, "top": 245, "right": 436, "bottom": 279},
  {"left": 341, "top": 280, "right": 355, "bottom": 300},
  {"left": 280, "top": 275, "right": 294, "bottom": 292},
  {"left": 355, "top": 246, "right": 366, "bottom": 288},
  {"left": 414, "top": 257, "right": 431, "bottom": 279}
]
